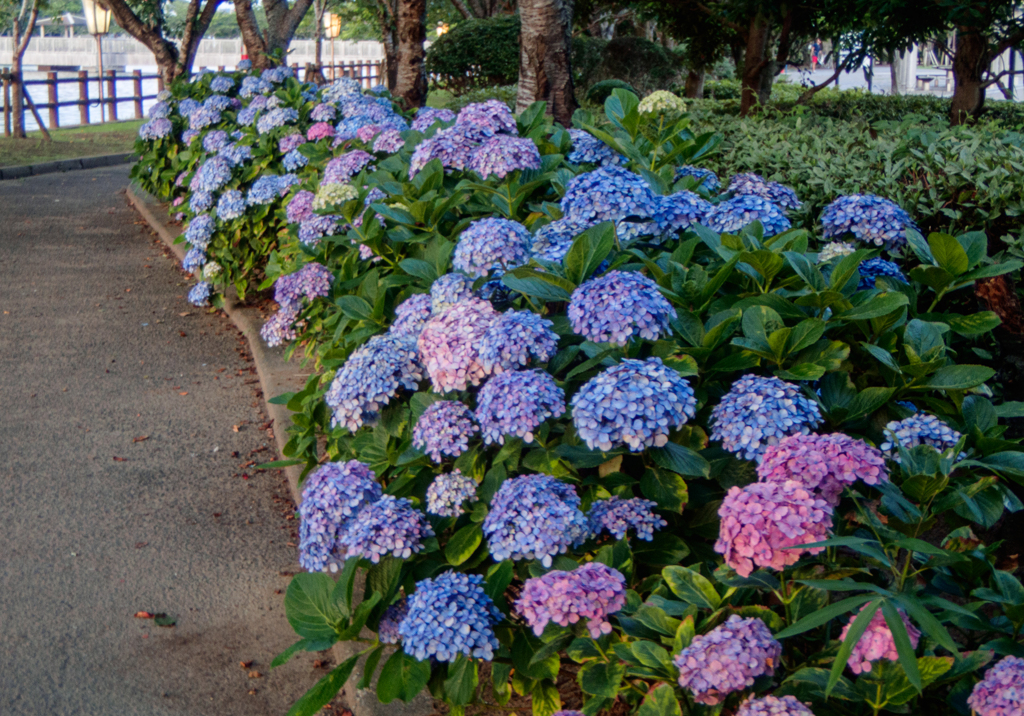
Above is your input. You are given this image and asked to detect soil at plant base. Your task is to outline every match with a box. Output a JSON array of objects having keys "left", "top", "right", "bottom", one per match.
[{"left": 0, "top": 165, "right": 334, "bottom": 715}]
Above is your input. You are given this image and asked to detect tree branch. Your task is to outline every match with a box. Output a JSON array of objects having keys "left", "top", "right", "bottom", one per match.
[
  {"left": 449, "top": 0, "right": 473, "bottom": 19},
  {"left": 796, "top": 54, "right": 854, "bottom": 104},
  {"left": 14, "top": 0, "right": 40, "bottom": 57},
  {"left": 98, "top": 0, "right": 180, "bottom": 70},
  {"left": 694, "top": 2, "right": 745, "bottom": 36},
  {"left": 981, "top": 67, "right": 1012, "bottom": 89}
]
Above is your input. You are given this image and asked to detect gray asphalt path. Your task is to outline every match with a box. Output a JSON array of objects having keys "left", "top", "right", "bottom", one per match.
[{"left": 0, "top": 166, "right": 325, "bottom": 715}]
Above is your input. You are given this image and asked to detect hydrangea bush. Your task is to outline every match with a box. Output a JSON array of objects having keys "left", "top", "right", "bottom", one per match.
[{"left": 135, "top": 81, "right": 1024, "bottom": 716}]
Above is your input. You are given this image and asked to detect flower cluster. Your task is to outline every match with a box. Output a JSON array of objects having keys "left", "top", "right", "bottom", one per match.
[
  {"left": 482, "top": 474, "right": 589, "bottom": 566},
  {"left": 561, "top": 165, "right": 658, "bottom": 226},
  {"left": 467, "top": 135, "right": 542, "bottom": 179},
  {"left": 183, "top": 246, "right": 207, "bottom": 273},
  {"left": 417, "top": 298, "right": 497, "bottom": 392},
  {"left": 530, "top": 216, "right": 593, "bottom": 262},
  {"left": 184, "top": 214, "right": 215, "bottom": 249},
  {"left": 325, "top": 334, "right": 424, "bottom": 431},
  {"left": 283, "top": 149, "right": 308, "bottom": 171},
  {"left": 857, "top": 257, "right": 908, "bottom": 290},
  {"left": 705, "top": 195, "right": 792, "bottom": 237},
  {"left": 188, "top": 281, "right": 212, "bottom": 307},
  {"left": 818, "top": 240, "right": 855, "bottom": 262},
  {"left": 138, "top": 117, "right": 172, "bottom": 140},
  {"left": 221, "top": 142, "right": 252, "bottom": 166},
  {"left": 202, "top": 130, "right": 230, "bottom": 153},
  {"left": 298, "top": 460, "right": 382, "bottom": 572},
  {"left": 710, "top": 375, "right": 822, "bottom": 461},
  {"left": 409, "top": 125, "right": 480, "bottom": 176},
  {"left": 425, "top": 469, "right": 479, "bottom": 517},
  {"left": 567, "top": 128, "right": 625, "bottom": 166},
  {"left": 735, "top": 696, "right": 816, "bottom": 716},
  {"left": 324, "top": 150, "right": 375, "bottom": 184},
  {"left": 313, "top": 182, "right": 358, "bottom": 210},
  {"left": 638, "top": 90, "right": 687, "bottom": 119},
  {"left": 881, "top": 413, "right": 962, "bottom": 456},
  {"left": 478, "top": 309, "right": 559, "bottom": 373},
  {"left": 247, "top": 174, "right": 297, "bottom": 205},
  {"left": 311, "top": 103, "right": 337, "bottom": 122},
  {"left": 203, "top": 94, "right": 233, "bottom": 112},
  {"left": 453, "top": 218, "right": 532, "bottom": 278},
  {"left": 189, "top": 189, "right": 213, "bottom": 212},
  {"left": 455, "top": 99, "right": 517, "bottom": 137},
  {"left": 729, "top": 172, "right": 802, "bottom": 211},
  {"left": 286, "top": 190, "right": 315, "bottom": 223},
  {"left": 840, "top": 605, "right": 921, "bottom": 674},
  {"left": 475, "top": 369, "right": 566, "bottom": 445},
  {"left": 239, "top": 75, "right": 271, "bottom": 97},
  {"left": 189, "top": 106, "right": 221, "bottom": 130},
  {"left": 298, "top": 214, "right": 342, "bottom": 246},
  {"left": 255, "top": 107, "right": 298, "bottom": 134},
  {"left": 273, "top": 261, "right": 333, "bottom": 305},
  {"left": 338, "top": 495, "right": 433, "bottom": 563},
  {"left": 653, "top": 191, "right": 712, "bottom": 238},
  {"left": 568, "top": 271, "right": 676, "bottom": 345},
  {"left": 821, "top": 194, "right": 918, "bottom": 252},
  {"left": 373, "top": 128, "right": 404, "bottom": 153},
  {"left": 572, "top": 358, "right": 697, "bottom": 452},
  {"left": 758, "top": 433, "right": 888, "bottom": 505},
  {"left": 413, "top": 401, "right": 479, "bottom": 462},
  {"left": 715, "top": 480, "right": 833, "bottom": 576},
  {"left": 674, "top": 616, "right": 782, "bottom": 705},
  {"left": 675, "top": 165, "right": 721, "bottom": 192},
  {"left": 411, "top": 107, "right": 456, "bottom": 132},
  {"left": 377, "top": 599, "right": 407, "bottom": 645},
  {"left": 147, "top": 101, "right": 170, "bottom": 119},
  {"left": 430, "top": 273, "right": 474, "bottom": 312},
  {"left": 587, "top": 496, "right": 667, "bottom": 541},
  {"left": 516, "top": 562, "right": 627, "bottom": 638},
  {"left": 209, "top": 75, "right": 234, "bottom": 93},
  {"left": 191, "top": 156, "right": 232, "bottom": 192},
  {"left": 390, "top": 293, "right": 433, "bottom": 340},
  {"left": 398, "top": 571, "right": 502, "bottom": 662},
  {"left": 967, "top": 656, "right": 1024, "bottom": 716}
]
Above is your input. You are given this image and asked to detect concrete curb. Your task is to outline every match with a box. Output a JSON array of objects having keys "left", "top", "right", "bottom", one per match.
[{"left": 1, "top": 152, "right": 135, "bottom": 181}]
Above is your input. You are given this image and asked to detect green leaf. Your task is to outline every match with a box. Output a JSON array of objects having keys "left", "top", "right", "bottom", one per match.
[
  {"left": 662, "top": 566, "right": 721, "bottom": 610},
  {"left": 272, "top": 638, "right": 337, "bottom": 668},
  {"left": 578, "top": 660, "right": 625, "bottom": 697},
  {"left": 640, "top": 469, "right": 689, "bottom": 512},
  {"left": 531, "top": 680, "right": 561, "bottom": 716},
  {"left": 836, "top": 293, "right": 909, "bottom": 321},
  {"left": 779, "top": 668, "right": 862, "bottom": 701},
  {"left": 631, "top": 641, "right": 671, "bottom": 671},
  {"left": 945, "top": 311, "right": 1002, "bottom": 336},
  {"left": 444, "top": 655, "right": 478, "bottom": 706},
  {"left": 894, "top": 594, "right": 960, "bottom": 658},
  {"left": 775, "top": 593, "right": 878, "bottom": 639},
  {"left": 882, "top": 600, "right": 923, "bottom": 693},
  {"left": 357, "top": 645, "right": 385, "bottom": 689},
  {"left": 445, "top": 524, "right": 483, "bottom": 566},
  {"left": 502, "top": 267, "right": 575, "bottom": 301},
  {"left": 637, "top": 683, "right": 682, "bottom": 716},
  {"left": 929, "top": 233, "right": 970, "bottom": 276},
  {"left": 844, "top": 387, "right": 895, "bottom": 423},
  {"left": 336, "top": 295, "right": 374, "bottom": 321},
  {"left": 286, "top": 654, "right": 360, "bottom": 716},
  {"left": 399, "top": 259, "right": 438, "bottom": 282},
  {"left": 784, "top": 251, "right": 826, "bottom": 292},
  {"left": 377, "top": 649, "right": 431, "bottom": 704},
  {"left": 776, "top": 363, "right": 826, "bottom": 381},
  {"left": 485, "top": 560, "right": 514, "bottom": 602},
  {"left": 563, "top": 222, "right": 614, "bottom": 285},
  {"left": 917, "top": 364, "right": 995, "bottom": 391},
  {"left": 650, "top": 442, "right": 710, "bottom": 478},
  {"left": 828, "top": 599, "right": 882, "bottom": 696},
  {"left": 285, "top": 573, "right": 342, "bottom": 642}
]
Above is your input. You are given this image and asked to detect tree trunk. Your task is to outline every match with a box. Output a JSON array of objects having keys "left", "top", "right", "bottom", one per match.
[
  {"left": 890, "top": 58, "right": 900, "bottom": 95},
  {"left": 516, "top": 0, "right": 576, "bottom": 127},
  {"left": 235, "top": 0, "right": 313, "bottom": 68},
  {"left": 102, "top": 0, "right": 184, "bottom": 84},
  {"left": 235, "top": 0, "right": 271, "bottom": 68},
  {"left": 394, "top": 0, "right": 428, "bottom": 108},
  {"left": 976, "top": 274, "right": 1024, "bottom": 334},
  {"left": 373, "top": 0, "right": 399, "bottom": 90},
  {"left": 683, "top": 68, "right": 704, "bottom": 99},
  {"left": 950, "top": 28, "right": 989, "bottom": 125},
  {"left": 180, "top": 0, "right": 223, "bottom": 78},
  {"left": 11, "top": 0, "right": 40, "bottom": 138},
  {"left": 739, "top": 12, "right": 770, "bottom": 116}
]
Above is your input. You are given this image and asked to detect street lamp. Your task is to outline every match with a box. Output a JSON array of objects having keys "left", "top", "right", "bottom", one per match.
[
  {"left": 81, "top": 0, "right": 111, "bottom": 122},
  {"left": 323, "top": 12, "right": 342, "bottom": 80}
]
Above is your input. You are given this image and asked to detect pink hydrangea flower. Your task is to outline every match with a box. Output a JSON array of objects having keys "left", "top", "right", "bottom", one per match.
[
  {"left": 840, "top": 604, "right": 920, "bottom": 674},
  {"left": 356, "top": 124, "right": 382, "bottom": 143},
  {"left": 757, "top": 433, "right": 888, "bottom": 505},
  {"left": 417, "top": 298, "right": 497, "bottom": 393},
  {"left": 307, "top": 121, "right": 336, "bottom": 141},
  {"left": 674, "top": 615, "right": 781, "bottom": 705},
  {"left": 515, "top": 562, "right": 626, "bottom": 638}
]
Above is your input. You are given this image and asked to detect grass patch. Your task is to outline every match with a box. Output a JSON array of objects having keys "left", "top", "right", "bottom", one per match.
[{"left": 0, "top": 119, "right": 143, "bottom": 167}]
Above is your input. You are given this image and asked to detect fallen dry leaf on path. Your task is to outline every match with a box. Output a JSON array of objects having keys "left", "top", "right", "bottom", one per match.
[
  {"left": 248, "top": 671, "right": 262, "bottom": 679},
  {"left": 133, "top": 436, "right": 149, "bottom": 443},
  {"left": 113, "top": 456, "right": 128, "bottom": 462},
  {"left": 134, "top": 611, "right": 153, "bottom": 618},
  {"left": 179, "top": 392, "right": 188, "bottom": 396}
]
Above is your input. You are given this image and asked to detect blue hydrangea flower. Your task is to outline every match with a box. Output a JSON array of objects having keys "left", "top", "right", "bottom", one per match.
[
  {"left": 181, "top": 128, "right": 201, "bottom": 145},
  {"left": 324, "top": 150, "right": 375, "bottom": 184},
  {"left": 735, "top": 695, "right": 815, "bottom": 716},
  {"left": 191, "top": 155, "right": 232, "bottom": 192},
  {"left": 189, "top": 106, "right": 221, "bottom": 130},
  {"left": 482, "top": 474, "right": 589, "bottom": 566},
  {"left": 675, "top": 165, "right": 721, "bottom": 192},
  {"left": 398, "top": 571, "right": 503, "bottom": 662},
  {"left": 475, "top": 369, "right": 566, "bottom": 445},
  {"left": 568, "top": 271, "right": 676, "bottom": 345},
  {"left": 178, "top": 98, "right": 201, "bottom": 117},
  {"left": 283, "top": 149, "right": 308, "bottom": 171},
  {"left": 188, "top": 281, "right": 212, "bottom": 307},
  {"left": 298, "top": 460, "right": 382, "bottom": 572},
  {"left": 410, "top": 107, "right": 456, "bottom": 133},
  {"left": 710, "top": 374, "right": 822, "bottom": 461},
  {"left": 202, "top": 130, "right": 230, "bottom": 153},
  {"left": 654, "top": 191, "right": 712, "bottom": 238},
  {"left": 236, "top": 59, "right": 252, "bottom": 71},
  {"left": 322, "top": 76, "right": 362, "bottom": 101},
  {"left": 378, "top": 599, "right": 407, "bottom": 644},
  {"left": 425, "top": 468, "right": 479, "bottom": 517},
  {"left": 479, "top": 310, "right": 559, "bottom": 374},
  {"left": 147, "top": 101, "right": 170, "bottom": 119},
  {"left": 453, "top": 217, "right": 532, "bottom": 278},
  {"left": 202, "top": 94, "right": 232, "bottom": 112},
  {"left": 408, "top": 125, "right": 479, "bottom": 177},
  {"left": 588, "top": 496, "right": 667, "bottom": 541},
  {"left": 390, "top": 293, "right": 433, "bottom": 341},
  {"left": 430, "top": 272, "right": 475, "bottom": 312},
  {"left": 567, "top": 128, "right": 626, "bottom": 166},
  {"left": 239, "top": 75, "right": 271, "bottom": 97},
  {"left": 822, "top": 194, "right": 918, "bottom": 252},
  {"left": 261, "top": 66, "right": 293, "bottom": 83},
  {"left": 572, "top": 357, "right": 697, "bottom": 452},
  {"left": 209, "top": 75, "right": 234, "bottom": 93},
  {"left": 561, "top": 166, "right": 658, "bottom": 227},
  {"left": 413, "top": 401, "right": 479, "bottom": 462},
  {"left": 182, "top": 246, "right": 207, "bottom": 273},
  {"left": 325, "top": 334, "right": 423, "bottom": 431},
  {"left": 189, "top": 190, "right": 213, "bottom": 213},
  {"left": 335, "top": 115, "right": 375, "bottom": 141},
  {"left": 298, "top": 215, "right": 342, "bottom": 246},
  {"left": 216, "top": 189, "right": 245, "bottom": 221},
  {"left": 184, "top": 214, "right": 215, "bottom": 249},
  {"left": 339, "top": 495, "right": 433, "bottom": 563},
  {"left": 455, "top": 99, "right": 517, "bottom": 139},
  {"left": 311, "top": 102, "right": 337, "bottom": 122},
  {"left": 237, "top": 106, "right": 258, "bottom": 126},
  {"left": 858, "top": 257, "right": 908, "bottom": 290},
  {"left": 728, "top": 172, "right": 802, "bottom": 211},
  {"left": 247, "top": 175, "right": 287, "bottom": 205},
  {"left": 256, "top": 107, "right": 299, "bottom": 134},
  {"left": 220, "top": 142, "right": 252, "bottom": 166},
  {"left": 881, "top": 413, "right": 962, "bottom": 457},
  {"left": 530, "top": 217, "right": 595, "bottom": 263},
  {"left": 705, "top": 195, "right": 792, "bottom": 237},
  {"left": 467, "top": 135, "right": 542, "bottom": 179},
  {"left": 138, "top": 118, "right": 172, "bottom": 140}
]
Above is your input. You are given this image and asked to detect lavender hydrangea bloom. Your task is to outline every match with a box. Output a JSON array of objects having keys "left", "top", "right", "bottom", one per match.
[
  {"left": 654, "top": 191, "right": 712, "bottom": 237},
  {"left": 236, "top": 106, "right": 258, "bottom": 126},
  {"left": 178, "top": 98, "right": 201, "bottom": 117},
  {"left": 411, "top": 107, "right": 456, "bottom": 132},
  {"left": 567, "top": 128, "right": 626, "bottom": 166},
  {"left": 418, "top": 298, "right": 498, "bottom": 392},
  {"left": 247, "top": 176, "right": 285, "bottom": 205},
  {"left": 588, "top": 496, "right": 667, "bottom": 541},
  {"left": 821, "top": 194, "right": 918, "bottom": 252},
  {"left": 298, "top": 460, "right": 382, "bottom": 572},
  {"left": 191, "top": 155, "right": 232, "bottom": 192},
  {"left": 274, "top": 262, "right": 333, "bottom": 305},
  {"left": 857, "top": 257, "right": 908, "bottom": 290},
  {"left": 880, "top": 413, "right": 962, "bottom": 456},
  {"left": 729, "top": 172, "right": 802, "bottom": 211},
  {"left": 413, "top": 401, "right": 479, "bottom": 463},
  {"left": 482, "top": 474, "right": 589, "bottom": 566},
  {"left": 188, "top": 281, "right": 212, "bottom": 307},
  {"left": 398, "top": 571, "right": 502, "bottom": 662},
  {"left": 390, "top": 293, "right": 433, "bottom": 340},
  {"left": 453, "top": 217, "right": 532, "bottom": 278},
  {"left": 184, "top": 214, "right": 215, "bottom": 249},
  {"left": 530, "top": 216, "right": 595, "bottom": 263},
  {"left": 408, "top": 125, "right": 479, "bottom": 177},
  {"left": 298, "top": 215, "right": 341, "bottom": 246},
  {"left": 256, "top": 107, "right": 299, "bottom": 134},
  {"left": 189, "top": 190, "right": 213, "bottom": 213},
  {"left": 758, "top": 433, "right": 889, "bottom": 505},
  {"left": 675, "top": 165, "right": 721, "bottom": 192},
  {"left": 560, "top": 165, "right": 658, "bottom": 226},
  {"left": 202, "top": 130, "right": 229, "bottom": 153},
  {"left": 968, "top": 656, "right": 1024, "bottom": 716},
  {"left": 468, "top": 135, "right": 542, "bottom": 179},
  {"left": 378, "top": 599, "right": 407, "bottom": 644},
  {"left": 335, "top": 115, "right": 375, "bottom": 141},
  {"left": 478, "top": 310, "right": 559, "bottom": 374},
  {"left": 239, "top": 75, "right": 271, "bottom": 97},
  {"left": 572, "top": 358, "right": 697, "bottom": 452},
  {"left": 339, "top": 495, "right": 433, "bottom": 563},
  {"left": 710, "top": 375, "right": 822, "bottom": 461},
  {"left": 138, "top": 117, "right": 172, "bottom": 140},
  {"left": 735, "top": 695, "right": 816, "bottom": 716},
  {"left": 373, "top": 128, "right": 404, "bottom": 153},
  {"left": 324, "top": 150, "right": 375, "bottom": 184},
  {"left": 430, "top": 273, "right": 475, "bottom": 312},
  {"left": 516, "top": 562, "right": 627, "bottom": 638},
  {"left": 286, "top": 190, "right": 316, "bottom": 223},
  {"left": 278, "top": 134, "right": 305, "bottom": 157},
  {"left": 456, "top": 100, "right": 517, "bottom": 138},
  {"left": 716, "top": 480, "right": 833, "bottom": 577},
  {"left": 674, "top": 615, "right": 782, "bottom": 705},
  {"left": 216, "top": 190, "right": 246, "bottom": 221},
  {"left": 311, "top": 102, "right": 337, "bottom": 122},
  {"left": 189, "top": 106, "right": 221, "bottom": 130},
  {"left": 705, "top": 195, "right": 792, "bottom": 237},
  {"left": 283, "top": 149, "right": 308, "bottom": 171},
  {"left": 425, "top": 468, "right": 479, "bottom": 517},
  {"left": 209, "top": 75, "right": 234, "bottom": 93},
  {"left": 259, "top": 304, "right": 299, "bottom": 346},
  {"left": 840, "top": 605, "right": 921, "bottom": 674},
  {"left": 326, "top": 334, "right": 424, "bottom": 431},
  {"left": 147, "top": 101, "right": 170, "bottom": 119},
  {"left": 181, "top": 128, "right": 201, "bottom": 145},
  {"left": 220, "top": 142, "right": 252, "bottom": 166},
  {"left": 203, "top": 94, "right": 232, "bottom": 112},
  {"left": 475, "top": 369, "right": 566, "bottom": 445},
  {"left": 568, "top": 271, "right": 676, "bottom": 345}
]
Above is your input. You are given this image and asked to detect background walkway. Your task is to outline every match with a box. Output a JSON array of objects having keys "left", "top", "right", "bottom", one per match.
[{"left": 0, "top": 166, "right": 322, "bottom": 715}]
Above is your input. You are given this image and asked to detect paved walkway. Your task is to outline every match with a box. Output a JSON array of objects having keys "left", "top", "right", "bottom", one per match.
[{"left": 0, "top": 166, "right": 320, "bottom": 715}]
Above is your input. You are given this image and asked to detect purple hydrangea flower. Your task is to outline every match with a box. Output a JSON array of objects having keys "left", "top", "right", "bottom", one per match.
[
  {"left": 286, "top": 190, "right": 316, "bottom": 223},
  {"left": 716, "top": 480, "right": 833, "bottom": 577},
  {"left": 857, "top": 257, "right": 908, "bottom": 290},
  {"left": 325, "top": 334, "right": 424, "bottom": 431},
  {"left": 324, "top": 150, "right": 375, "bottom": 184},
  {"left": 705, "top": 195, "right": 792, "bottom": 237},
  {"left": 202, "top": 129, "right": 229, "bottom": 153},
  {"left": 411, "top": 107, "right": 456, "bottom": 133},
  {"left": 236, "top": 106, "right": 258, "bottom": 126},
  {"left": 455, "top": 99, "right": 517, "bottom": 139},
  {"left": 674, "top": 615, "right": 782, "bottom": 705},
  {"left": 675, "top": 165, "right": 721, "bottom": 192},
  {"left": 278, "top": 134, "right": 306, "bottom": 157},
  {"left": 182, "top": 246, "right": 207, "bottom": 273},
  {"left": 181, "top": 129, "right": 201, "bottom": 145},
  {"left": 840, "top": 604, "right": 920, "bottom": 674},
  {"left": 191, "top": 155, "right": 232, "bottom": 192},
  {"left": 220, "top": 142, "right": 252, "bottom": 167},
  {"left": 390, "top": 293, "right": 433, "bottom": 340},
  {"left": 567, "top": 128, "right": 626, "bottom": 166},
  {"left": 587, "top": 496, "right": 666, "bottom": 541},
  {"left": 881, "top": 413, "right": 962, "bottom": 457},
  {"left": 311, "top": 102, "right": 337, "bottom": 122},
  {"left": 481, "top": 474, "right": 589, "bottom": 566},
  {"left": 298, "top": 460, "right": 382, "bottom": 572},
  {"left": 430, "top": 273, "right": 474, "bottom": 312},
  {"left": 408, "top": 125, "right": 479, "bottom": 177},
  {"left": 453, "top": 217, "right": 532, "bottom": 278},
  {"left": 274, "top": 262, "right": 332, "bottom": 305},
  {"left": 735, "top": 695, "right": 815, "bottom": 716},
  {"left": 475, "top": 369, "right": 566, "bottom": 445},
  {"left": 373, "top": 128, "right": 404, "bottom": 153},
  {"left": 758, "top": 433, "right": 888, "bottom": 505},
  {"left": 478, "top": 310, "right": 559, "bottom": 374},
  {"left": 468, "top": 135, "right": 542, "bottom": 179},
  {"left": 378, "top": 599, "right": 407, "bottom": 644},
  {"left": 184, "top": 214, "right": 215, "bottom": 249},
  {"left": 821, "top": 194, "right": 918, "bottom": 252},
  {"left": 259, "top": 304, "right": 299, "bottom": 347},
  {"left": 189, "top": 106, "right": 221, "bottom": 130},
  {"left": 425, "top": 468, "right": 479, "bottom": 517},
  {"left": 188, "top": 281, "right": 212, "bottom": 307},
  {"left": 572, "top": 358, "right": 696, "bottom": 452},
  {"left": 138, "top": 117, "right": 172, "bottom": 140},
  {"left": 729, "top": 172, "right": 802, "bottom": 211},
  {"left": 516, "top": 562, "right": 626, "bottom": 638},
  {"left": 968, "top": 656, "right": 1024, "bottom": 716},
  {"left": 709, "top": 375, "right": 822, "bottom": 461},
  {"left": 339, "top": 495, "right": 433, "bottom": 563},
  {"left": 568, "top": 271, "right": 676, "bottom": 345},
  {"left": 203, "top": 94, "right": 232, "bottom": 112},
  {"left": 414, "top": 401, "right": 479, "bottom": 463},
  {"left": 189, "top": 190, "right": 213, "bottom": 213},
  {"left": 298, "top": 215, "right": 341, "bottom": 246},
  {"left": 216, "top": 189, "right": 246, "bottom": 221},
  {"left": 398, "top": 571, "right": 502, "bottom": 662},
  {"left": 256, "top": 107, "right": 299, "bottom": 134},
  {"left": 418, "top": 298, "right": 498, "bottom": 393},
  {"left": 560, "top": 166, "right": 658, "bottom": 227}
]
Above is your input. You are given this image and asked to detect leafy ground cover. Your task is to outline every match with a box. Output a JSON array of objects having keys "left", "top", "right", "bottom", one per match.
[{"left": 0, "top": 119, "right": 143, "bottom": 167}]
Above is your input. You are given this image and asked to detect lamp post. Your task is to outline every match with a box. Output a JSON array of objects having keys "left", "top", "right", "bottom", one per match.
[
  {"left": 81, "top": 0, "right": 111, "bottom": 123},
  {"left": 323, "top": 12, "right": 342, "bottom": 80}
]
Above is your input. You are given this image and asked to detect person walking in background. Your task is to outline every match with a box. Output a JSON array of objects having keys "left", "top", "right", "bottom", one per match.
[{"left": 811, "top": 38, "right": 823, "bottom": 70}]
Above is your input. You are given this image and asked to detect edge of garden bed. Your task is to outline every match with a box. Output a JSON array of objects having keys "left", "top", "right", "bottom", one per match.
[
  {"left": 126, "top": 186, "right": 433, "bottom": 716},
  {"left": 1, "top": 152, "right": 135, "bottom": 181}
]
